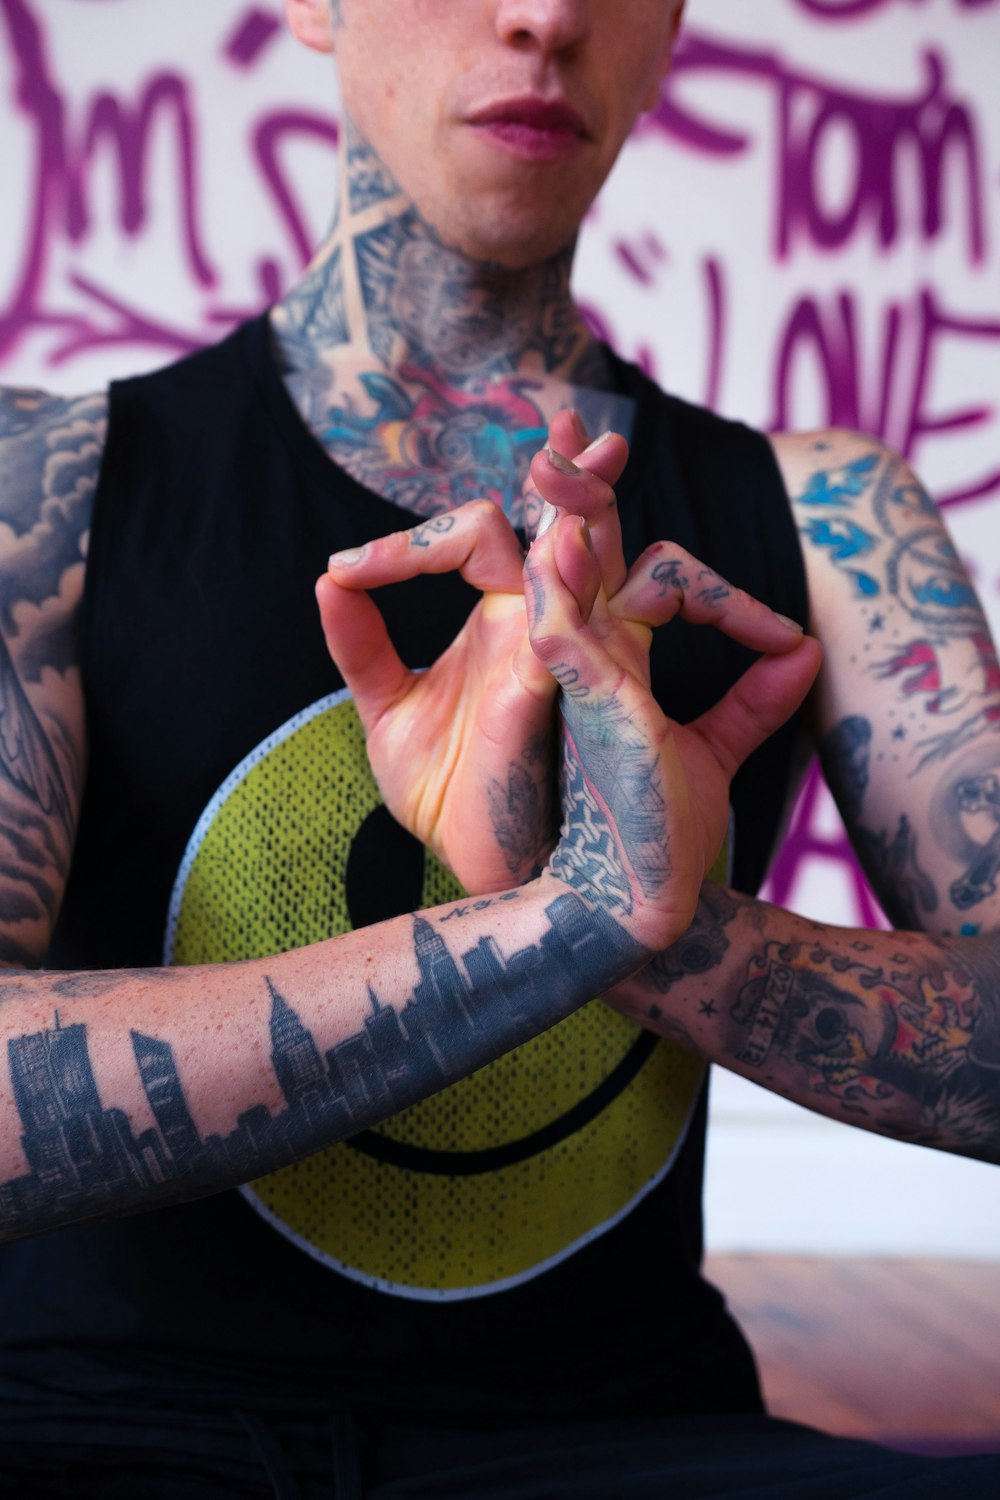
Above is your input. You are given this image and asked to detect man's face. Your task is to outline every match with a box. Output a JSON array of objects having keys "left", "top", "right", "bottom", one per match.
[{"left": 290, "top": 0, "right": 684, "bottom": 268}]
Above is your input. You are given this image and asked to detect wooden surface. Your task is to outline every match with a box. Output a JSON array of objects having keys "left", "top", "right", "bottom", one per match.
[{"left": 704, "top": 1254, "right": 1000, "bottom": 1456}]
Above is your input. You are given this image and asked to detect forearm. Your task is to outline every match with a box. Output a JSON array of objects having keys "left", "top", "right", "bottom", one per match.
[
  {"left": 0, "top": 873, "right": 646, "bottom": 1243},
  {"left": 609, "top": 883, "right": 1000, "bottom": 1162}
]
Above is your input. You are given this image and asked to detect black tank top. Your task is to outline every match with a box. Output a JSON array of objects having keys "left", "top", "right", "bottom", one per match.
[{"left": 5, "top": 317, "right": 805, "bottom": 1423}]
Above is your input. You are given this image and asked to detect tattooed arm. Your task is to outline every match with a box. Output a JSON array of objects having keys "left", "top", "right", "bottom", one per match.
[
  {"left": 772, "top": 429, "right": 1000, "bottom": 937},
  {"left": 612, "top": 885, "right": 1000, "bottom": 1162},
  {"left": 0, "top": 513, "right": 788, "bottom": 1243},
  {"left": 0, "top": 388, "right": 105, "bottom": 965},
  {"left": 608, "top": 432, "right": 1000, "bottom": 1163}
]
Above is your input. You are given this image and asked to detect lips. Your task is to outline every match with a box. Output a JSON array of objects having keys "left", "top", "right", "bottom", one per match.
[{"left": 467, "top": 96, "right": 590, "bottom": 159}]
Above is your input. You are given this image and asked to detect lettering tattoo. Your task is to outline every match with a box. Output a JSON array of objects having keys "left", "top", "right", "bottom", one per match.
[
  {"left": 649, "top": 557, "right": 731, "bottom": 608},
  {"left": 0, "top": 890, "right": 645, "bottom": 1241},
  {"left": 438, "top": 892, "right": 521, "bottom": 920},
  {"left": 409, "top": 514, "right": 456, "bottom": 548},
  {"left": 548, "top": 662, "right": 590, "bottom": 699}
]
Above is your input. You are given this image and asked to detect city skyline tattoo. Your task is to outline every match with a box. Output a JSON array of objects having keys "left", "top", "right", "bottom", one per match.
[{"left": 0, "top": 891, "right": 639, "bottom": 1238}]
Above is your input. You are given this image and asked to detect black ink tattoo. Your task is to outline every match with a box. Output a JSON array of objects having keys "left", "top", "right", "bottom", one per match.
[
  {"left": 855, "top": 814, "right": 938, "bottom": 929},
  {"left": 548, "top": 663, "right": 589, "bottom": 699},
  {"left": 486, "top": 764, "right": 545, "bottom": 876},
  {"left": 0, "top": 894, "right": 647, "bottom": 1240},
  {"left": 439, "top": 892, "right": 520, "bottom": 920},
  {"left": 821, "top": 715, "right": 872, "bottom": 824},
  {"left": 650, "top": 559, "right": 688, "bottom": 596},
  {"left": 409, "top": 515, "right": 456, "bottom": 548},
  {"left": 0, "top": 389, "right": 103, "bottom": 956},
  {"left": 635, "top": 884, "right": 739, "bottom": 994},
  {"left": 346, "top": 117, "right": 401, "bottom": 213},
  {"left": 270, "top": 114, "right": 635, "bottom": 524},
  {"left": 550, "top": 704, "right": 668, "bottom": 911},
  {"left": 948, "top": 773, "right": 1000, "bottom": 911},
  {"left": 730, "top": 934, "right": 1000, "bottom": 1159}
]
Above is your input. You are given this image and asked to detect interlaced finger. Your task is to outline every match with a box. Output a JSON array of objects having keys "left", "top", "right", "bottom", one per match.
[
  {"left": 611, "top": 541, "right": 808, "bottom": 657},
  {"left": 326, "top": 498, "right": 526, "bottom": 597},
  {"left": 525, "top": 515, "right": 630, "bottom": 707},
  {"left": 526, "top": 430, "right": 629, "bottom": 596}
]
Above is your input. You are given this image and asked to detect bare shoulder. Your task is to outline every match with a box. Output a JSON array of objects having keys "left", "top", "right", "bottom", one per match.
[
  {"left": 0, "top": 387, "right": 108, "bottom": 966},
  {"left": 768, "top": 426, "right": 916, "bottom": 512}
]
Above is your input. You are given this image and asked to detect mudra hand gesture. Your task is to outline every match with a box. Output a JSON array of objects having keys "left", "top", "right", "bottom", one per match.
[{"left": 316, "top": 421, "right": 821, "bottom": 905}]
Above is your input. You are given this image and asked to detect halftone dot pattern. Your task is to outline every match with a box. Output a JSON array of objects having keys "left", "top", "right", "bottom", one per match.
[{"left": 167, "top": 690, "right": 709, "bottom": 1300}]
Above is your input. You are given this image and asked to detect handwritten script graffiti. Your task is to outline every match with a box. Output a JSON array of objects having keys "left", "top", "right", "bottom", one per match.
[
  {"left": 0, "top": 0, "right": 337, "bottom": 367},
  {"left": 1, "top": 0, "right": 998, "bottom": 933}
]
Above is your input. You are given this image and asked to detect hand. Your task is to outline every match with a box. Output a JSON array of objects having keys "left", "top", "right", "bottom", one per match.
[
  {"left": 316, "top": 412, "right": 628, "bottom": 893},
  {"left": 527, "top": 514, "right": 823, "bottom": 953},
  {"left": 317, "top": 425, "right": 821, "bottom": 895}
]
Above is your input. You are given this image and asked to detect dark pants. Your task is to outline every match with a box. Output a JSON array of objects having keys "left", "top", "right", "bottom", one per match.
[{"left": 1, "top": 1409, "right": 999, "bottom": 1498}]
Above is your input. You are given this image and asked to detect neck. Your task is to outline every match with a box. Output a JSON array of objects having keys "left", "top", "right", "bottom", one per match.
[
  {"left": 270, "top": 120, "right": 629, "bottom": 520},
  {"left": 276, "top": 119, "right": 600, "bottom": 393}
]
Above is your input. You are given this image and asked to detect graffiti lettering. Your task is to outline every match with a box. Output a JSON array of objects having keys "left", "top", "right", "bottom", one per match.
[
  {"left": 794, "top": 0, "right": 998, "bottom": 17},
  {"left": 647, "top": 36, "right": 986, "bottom": 263},
  {"left": 773, "top": 286, "right": 1000, "bottom": 505},
  {"left": 0, "top": 0, "right": 338, "bottom": 369}
]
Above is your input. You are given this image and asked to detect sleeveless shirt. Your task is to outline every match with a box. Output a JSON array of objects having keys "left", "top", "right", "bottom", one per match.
[{"left": 2, "top": 316, "right": 806, "bottom": 1424}]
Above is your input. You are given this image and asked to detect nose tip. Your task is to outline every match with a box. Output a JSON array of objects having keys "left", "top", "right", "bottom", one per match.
[{"left": 494, "top": 0, "right": 591, "bottom": 55}]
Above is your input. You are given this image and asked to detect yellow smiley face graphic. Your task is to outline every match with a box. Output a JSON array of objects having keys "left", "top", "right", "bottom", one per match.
[{"left": 166, "top": 690, "right": 709, "bottom": 1300}]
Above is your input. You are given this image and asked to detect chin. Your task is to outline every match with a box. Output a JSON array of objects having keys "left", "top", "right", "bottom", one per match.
[{"left": 436, "top": 204, "right": 581, "bottom": 272}]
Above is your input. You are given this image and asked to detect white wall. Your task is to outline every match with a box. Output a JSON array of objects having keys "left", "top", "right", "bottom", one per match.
[{"left": 2, "top": 0, "right": 998, "bottom": 1256}]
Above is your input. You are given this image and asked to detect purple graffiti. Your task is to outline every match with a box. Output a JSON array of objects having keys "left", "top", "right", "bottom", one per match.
[
  {"left": 772, "top": 286, "right": 1000, "bottom": 506},
  {"left": 614, "top": 231, "right": 668, "bottom": 286},
  {"left": 794, "top": 0, "right": 997, "bottom": 17},
  {"left": 762, "top": 762, "right": 891, "bottom": 932},
  {"left": 224, "top": 6, "right": 281, "bottom": 68},
  {"left": 253, "top": 111, "right": 341, "bottom": 271},
  {"left": 0, "top": 0, "right": 338, "bottom": 368},
  {"left": 647, "top": 34, "right": 986, "bottom": 264}
]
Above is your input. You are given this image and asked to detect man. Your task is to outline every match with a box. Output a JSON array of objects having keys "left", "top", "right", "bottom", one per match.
[{"left": 0, "top": 0, "right": 996, "bottom": 1494}]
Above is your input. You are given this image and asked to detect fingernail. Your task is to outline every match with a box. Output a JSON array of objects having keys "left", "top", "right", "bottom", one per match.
[
  {"left": 566, "top": 407, "right": 590, "bottom": 445},
  {"left": 547, "top": 446, "right": 582, "bottom": 477},
  {"left": 535, "top": 501, "right": 560, "bottom": 538},
  {"left": 582, "top": 430, "right": 614, "bottom": 455},
  {"left": 776, "top": 612, "right": 804, "bottom": 633},
  {"left": 329, "top": 546, "right": 366, "bottom": 567},
  {"left": 579, "top": 517, "right": 594, "bottom": 552}
]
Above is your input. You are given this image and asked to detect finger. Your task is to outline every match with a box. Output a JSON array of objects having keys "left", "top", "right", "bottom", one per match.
[
  {"left": 688, "top": 634, "right": 823, "bottom": 780},
  {"left": 520, "top": 408, "right": 592, "bottom": 536},
  {"left": 326, "top": 499, "right": 525, "bottom": 596},
  {"left": 525, "top": 516, "right": 626, "bottom": 703},
  {"left": 612, "top": 541, "right": 808, "bottom": 656},
  {"left": 548, "top": 406, "right": 592, "bottom": 460},
  {"left": 527, "top": 431, "right": 629, "bottom": 594},
  {"left": 315, "top": 572, "right": 412, "bottom": 736}
]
